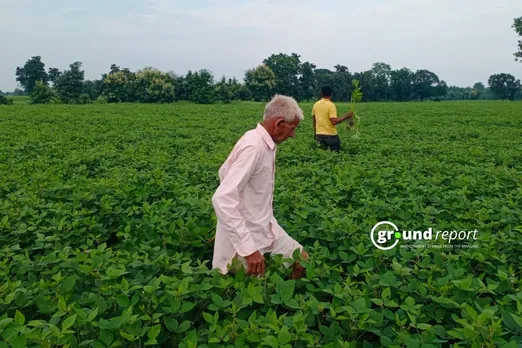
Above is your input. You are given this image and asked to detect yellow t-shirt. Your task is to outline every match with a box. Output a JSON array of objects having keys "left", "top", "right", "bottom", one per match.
[{"left": 312, "top": 98, "right": 338, "bottom": 135}]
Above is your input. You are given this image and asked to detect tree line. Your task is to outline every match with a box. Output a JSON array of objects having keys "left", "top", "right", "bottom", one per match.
[
  {"left": 2, "top": 54, "right": 520, "bottom": 106},
  {"left": 2, "top": 17, "right": 521, "bottom": 106}
]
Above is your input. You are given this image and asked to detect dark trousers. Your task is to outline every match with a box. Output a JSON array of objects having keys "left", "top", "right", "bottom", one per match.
[{"left": 316, "top": 134, "right": 341, "bottom": 152}]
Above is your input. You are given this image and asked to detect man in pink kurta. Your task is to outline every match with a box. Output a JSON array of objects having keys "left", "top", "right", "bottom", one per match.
[{"left": 212, "top": 95, "right": 309, "bottom": 278}]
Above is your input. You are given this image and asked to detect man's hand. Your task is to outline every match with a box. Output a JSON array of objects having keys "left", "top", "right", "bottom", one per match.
[
  {"left": 345, "top": 111, "right": 354, "bottom": 126},
  {"left": 245, "top": 250, "right": 265, "bottom": 276}
]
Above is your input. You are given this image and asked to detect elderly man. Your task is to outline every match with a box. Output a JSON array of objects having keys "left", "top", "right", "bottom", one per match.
[{"left": 212, "top": 95, "right": 309, "bottom": 279}]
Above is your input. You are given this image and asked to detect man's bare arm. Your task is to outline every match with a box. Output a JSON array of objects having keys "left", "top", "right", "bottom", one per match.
[{"left": 330, "top": 111, "right": 354, "bottom": 126}]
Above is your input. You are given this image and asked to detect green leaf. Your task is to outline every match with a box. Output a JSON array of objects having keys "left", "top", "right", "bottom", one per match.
[
  {"left": 511, "top": 313, "right": 522, "bottom": 328},
  {"left": 100, "top": 329, "right": 114, "bottom": 346},
  {"left": 62, "top": 314, "right": 77, "bottom": 331},
  {"left": 164, "top": 318, "right": 178, "bottom": 333},
  {"left": 107, "top": 267, "right": 126, "bottom": 279},
  {"left": 14, "top": 310, "right": 25, "bottom": 326},
  {"left": 178, "top": 320, "right": 191, "bottom": 333},
  {"left": 276, "top": 280, "right": 295, "bottom": 302},
  {"left": 416, "top": 323, "right": 432, "bottom": 330},
  {"left": 353, "top": 298, "right": 368, "bottom": 313},
  {"left": 284, "top": 299, "right": 300, "bottom": 309},
  {"left": 278, "top": 326, "right": 291, "bottom": 345},
  {"left": 211, "top": 293, "right": 223, "bottom": 306},
  {"left": 184, "top": 329, "right": 198, "bottom": 348},
  {"left": 98, "top": 315, "right": 127, "bottom": 330},
  {"left": 91, "top": 341, "right": 106, "bottom": 348},
  {"left": 379, "top": 272, "right": 397, "bottom": 286},
  {"left": 180, "top": 302, "right": 195, "bottom": 313},
  {"left": 62, "top": 276, "right": 76, "bottom": 293},
  {"left": 115, "top": 295, "right": 130, "bottom": 308},
  {"left": 263, "top": 335, "right": 279, "bottom": 348},
  {"left": 0, "top": 318, "right": 13, "bottom": 329},
  {"left": 203, "top": 312, "right": 213, "bottom": 324},
  {"left": 120, "top": 331, "right": 135, "bottom": 342},
  {"left": 121, "top": 278, "right": 129, "bottom": 291},
  {"left": 148, "top": 324, "right": 161, "bottom": 340},
  {"left": 11, "top": 335, "right": 26, "bottom": 348},
  {"left": 87, "top": 307, "right": 99, "bottom": 322},
  {"left": 382, "top": 287, "right": 391, "bottom": 301},
  {"left": 58, "top": 299, "right": 67, "bottom": 312}
]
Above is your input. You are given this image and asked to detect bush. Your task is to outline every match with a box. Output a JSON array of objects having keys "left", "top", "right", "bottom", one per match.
[
  {"left": 30, "top": 80, "right": 57, "bottom": 104},
  {"left": 94, "top": 96, "right": 108, "bottom": 104},
  {"left": 0, "top": 95, "right": 14, "bottom": 105},
  {"left": 78, "top": 93, "right": 92, "bottom": 104}
]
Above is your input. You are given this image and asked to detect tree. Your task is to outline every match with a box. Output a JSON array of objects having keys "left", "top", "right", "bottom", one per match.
[
  {"left": 513, "top": 17, "right": 522, "bottom": 62},
  {"left": 352, "top": 70, "right": 375, "bottom": 102},
  {"left": 48, "top": 68, "right": 62, "bottom": 84},
  {"left": 390, "top": 68, "right": 413, "bottom": 101},
  {"left": 15, "top": 56, "right": 49, "bottom": 93},
  {"left": 433, "top": 80, "right": 448, "bottom": 99},
  {"left": 215, "top": 77, "right": 234, "bottom": 104},
  {"left": 83, "top": 80, "right": 103, "bottom": 101},
  {"left": 244, "top": 64, "right": 276, "bottom": 102},
  {"left": 314, "top": 68, "right": 335, "bottom": 99},
  {"left": 30, "top": 80, "right": 57, "bottom": 104},
  {"left": 371, "top": 62, "right": 392, "bottom": 101},
  {"left": 470, "top": 82, "right": 485, "bottom": 100},
  {"left": 332, "top": 65, "right": 352, "bottom": 102},
  {"left": 186, "top": 69, "right": 215, "bottom": 104},
  {"left": 412, "top": 69, "right": 439, "bottom": 101},
  {"left": 299, "top": 62, "right": 317, "bottom": 101},
  {"left": 263, "top": 53, "right": 301, "bottom": 98},
  {"left": 488, "top": 73, "right": 521, "bottom": 101},
  {"left": 54, "top": 62, "right": 85, "bottom": 104},
  {"left": 102, "top": 65, "right": 136, "bottom": 103},
  {"left": 134, "top": 67, "right": 175, "bottom": 103}
]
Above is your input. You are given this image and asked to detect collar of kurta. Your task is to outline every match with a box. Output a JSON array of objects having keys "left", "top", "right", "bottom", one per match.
[{"left": 256, "top": 123, "right": 276, "bottom": 150}]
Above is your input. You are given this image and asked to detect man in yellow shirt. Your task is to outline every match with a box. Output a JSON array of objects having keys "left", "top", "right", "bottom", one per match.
[{"left": 313, "top": 86, "right": 354, "bottom": 152}]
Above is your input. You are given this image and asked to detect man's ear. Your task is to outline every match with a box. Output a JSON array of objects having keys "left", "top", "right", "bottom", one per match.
[{"left": 274, "top": 117, "right": 285, "bottom": 127}]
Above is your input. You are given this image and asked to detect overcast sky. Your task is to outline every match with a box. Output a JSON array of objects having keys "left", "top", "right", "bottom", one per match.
[{"left": 1, "top": 0, "right": 522, "bottom": 91}]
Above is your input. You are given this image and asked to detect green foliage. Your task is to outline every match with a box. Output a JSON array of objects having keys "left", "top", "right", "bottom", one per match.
[
  {"left": 54, "top": 62, "right": 86, "bottom": 104},
  {"left": 15, "top": 56, "right": 48, "bottom": 93},
  {"left": 78, "top": 93, "right": 92, "bottom": 105},
  {"left": 185, "top": 70, "right": 216, "bottom": 104},
  {"left": 349, "top": 80, "right": 363, "bottom": 138},
  {"left": 390, "top": 68, "right": 414, "bottom": 102},
  {"left": 513, "top": 16, "right": 522, "bottom": 62},
  {"left": 244, "top": 64, "right": 276, "bottom": 102},
  {"left": 29, "top": 80, "right": 58, "bottom": 104},
  {"left": 0, "top": 95, "right": 13, "bottom": 105},
  {"left": 1, "top": 101, "right": 522, "bottom": 347},
  {"left": 134, "top": 68, "right": 175, "bottom": 103},
  {"left": 263, "top": 53, "right": 303, "bottom": 99},
  {"left": 488, "top": 73, "right": 522, "bottom": 101},
  {"left": 412, "top": 70, "right": 440, "bottom": 101},
  {"left": 102, "top": 67, "right": 136, "bottom": 103}
]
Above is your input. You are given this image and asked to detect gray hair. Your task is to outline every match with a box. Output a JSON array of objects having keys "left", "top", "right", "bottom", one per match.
[{"left": 263, "top": 94, "right": 304, "bottom": 122}]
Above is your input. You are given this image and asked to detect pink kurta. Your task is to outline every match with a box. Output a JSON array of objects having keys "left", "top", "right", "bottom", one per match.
[{"left": 211, "top": 124, "right": 288, "bottom": 274}]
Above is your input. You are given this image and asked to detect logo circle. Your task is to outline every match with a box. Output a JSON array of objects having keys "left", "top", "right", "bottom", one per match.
[{"left": 371, "top": 221, "right": 400, "bottom": 250}]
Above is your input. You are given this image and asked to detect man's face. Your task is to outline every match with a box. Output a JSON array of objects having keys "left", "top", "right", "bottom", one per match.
[{"left": 273, "top": 117, "right": 300, "bottom": 144}]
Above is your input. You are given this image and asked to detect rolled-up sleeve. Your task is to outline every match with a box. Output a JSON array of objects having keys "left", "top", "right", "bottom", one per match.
[{"left": 212, "top": 145, "right": 259, "bottom": 257}]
